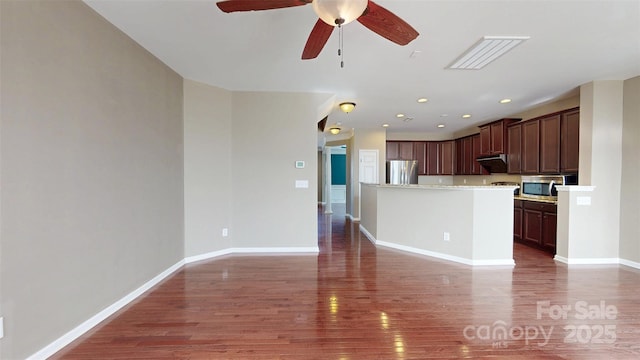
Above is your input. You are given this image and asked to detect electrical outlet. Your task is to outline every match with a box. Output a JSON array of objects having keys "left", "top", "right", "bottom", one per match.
[
  {"left": 0, "top": 317, "right": 4, "bottom": 339},
  {"left": 222, "top": 228, "right": 229, "bottom": 237},
  {"left": 443, "top": 232, "right": 450, "bottom": 242}
]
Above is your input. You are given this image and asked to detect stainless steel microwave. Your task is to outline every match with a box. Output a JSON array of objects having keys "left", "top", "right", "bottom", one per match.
[{"left": 520, "top": 175, "right": 578, "bottom": 201}]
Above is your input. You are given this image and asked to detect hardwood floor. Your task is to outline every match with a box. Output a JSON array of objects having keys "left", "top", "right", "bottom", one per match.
[{"left": 51, "top": 204, "right": 640, "bottom": 359}]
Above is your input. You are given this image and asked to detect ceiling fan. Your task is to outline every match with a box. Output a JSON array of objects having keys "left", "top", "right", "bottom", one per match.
[{"left": 216, "top": 0, "right": 419, "bottom": 60}]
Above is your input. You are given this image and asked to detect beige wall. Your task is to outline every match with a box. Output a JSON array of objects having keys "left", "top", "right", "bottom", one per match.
[
  {"left": 230, "top": 91, "right": 330, "bottom": 249},
  {"left": 361, "top": 185, "right": 514, "bottom": 265},
  {"left": 620, "top": 76, "right": 640, "bottom": 263},
  {"left": 1, "top": 1, "right": 184, "bottom": 359},
  {"left": 575, "top": 81, "right": 623, "bottom": 259},
  {"left": 183, "top": 80, "right": 232, "bottom": 257},
  {"left": 349, "top": 128, "right": 387, "bottom": 220}
]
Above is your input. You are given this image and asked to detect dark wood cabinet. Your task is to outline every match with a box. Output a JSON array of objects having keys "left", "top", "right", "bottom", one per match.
[
  {"left": 426, "top": 141, "right": 439, "bottom": 175},
  {"left": 479, "top": 125, "right": 491, "bottom": 156},
  {"left": 507, "top": 123, "right": 522, "bottom": 174},
  {"left": 413, "top": 141, "right": 427, "bottom": 175},
  {"left": 508, "top": 108, "right": 579, "bottom": 175},
  {"left": 421, "top": 141, "right": 455, "bottom": 175},
  {"left": 478, "top": 119, "right": 519, "bottom": 156},
  {"left": 399, "top": 142, "right": 414, "bottom": 160},
  {"left": 540, "top": 114, "right": 561, "bottom": 173},
  {"left": 520, "top": 200, "right": 557, "bottom": 253},
  {"left": 439, "top": 140, "right": 455, "bottom": 175},
  {"left": 386, "top": 141, "right": 399, "bottom": 160},
  {"left": 522, "top": 120, "right": 540, "bottom": 174},
  {"left": 561, "top": 108, "right": 580, "bottom": 173},
  {"left": 454, "top": 134, "right": 485, "bottom": 175},
  {"left": 454, "top": 136, "right": 475, "bottom": 175},
  {"left": 386, "top": 141, "right": 414, "bottom": 160},
  {"left": 490, "top": 121, "right": 506, "bottom": 154},
  {"left": 514, "top": 199, "right": 523, "bottom": 241},
  {"left": 471, "top": 134, "right": 487, "bottom": 175},
  {"left": 541, "top": 211, "right": 557, "bottom": 252}
]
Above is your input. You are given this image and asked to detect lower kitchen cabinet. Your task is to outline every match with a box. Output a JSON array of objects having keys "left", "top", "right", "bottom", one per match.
[
  {"left": 514, "top": 200, "right": 523, "bottom": 241},
  {"left": 517, "top": 200, "right": 557, "bottom": 253}
]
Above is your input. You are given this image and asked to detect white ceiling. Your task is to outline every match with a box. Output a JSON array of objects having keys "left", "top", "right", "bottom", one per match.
[{"left": 84, "top": 0, "right": 640, "bottom": 135}]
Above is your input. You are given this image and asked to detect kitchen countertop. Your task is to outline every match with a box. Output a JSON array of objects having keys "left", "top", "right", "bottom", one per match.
[
  {"left": 368, "top": 184, "right": 519, "bottom": 191},
  {"left": 514, "top": 195, "right": 558, "bottom": 204}
]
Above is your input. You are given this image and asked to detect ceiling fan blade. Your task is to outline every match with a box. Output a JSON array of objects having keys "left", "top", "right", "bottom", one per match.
[
  {"left": 302, "top": 19, "right": 334, "bottom": 60},
  {"left": 357, "top": 1, "right": 419, "bottom": 46},
  {"left": 216, "top": 0, "right": 311, "bottom": 13}
]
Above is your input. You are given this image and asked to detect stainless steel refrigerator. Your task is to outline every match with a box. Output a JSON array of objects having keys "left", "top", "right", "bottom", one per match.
[{"left": 386, "top": 160, "right": 418, "bottom": 185}]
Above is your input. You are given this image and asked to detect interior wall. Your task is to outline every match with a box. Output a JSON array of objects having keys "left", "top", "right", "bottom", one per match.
[
  {"left": 575, "top": 81, "right": 624, "bottom": 259},
  {"left": 0, "top": 1, "right": 184, "bottom": 359},
  {"left": 620, "top": 76, "right": 640, "bottom": 263},
  {"left": 349, "top": 128, "right": 386, "bottom": 220},
  {"left": 183, "top": 80, "right": 232, "bottom": 257},
  {"left": 230, "top": 92, "right": 331, "bottom": 249}
]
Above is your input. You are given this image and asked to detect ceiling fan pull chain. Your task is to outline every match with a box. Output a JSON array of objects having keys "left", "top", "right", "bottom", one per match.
[{"left": 339, "top": 24, "right": 344, "bottom": 68}]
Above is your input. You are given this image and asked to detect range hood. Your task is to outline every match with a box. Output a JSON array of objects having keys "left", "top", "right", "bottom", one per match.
[{"left": 476, "top": 154, "right": 508, "bottom": 173}]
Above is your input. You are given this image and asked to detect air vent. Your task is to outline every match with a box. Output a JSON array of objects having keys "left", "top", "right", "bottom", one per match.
[{"left": 448, "top": 36, "right": 530, "bottom": 70}]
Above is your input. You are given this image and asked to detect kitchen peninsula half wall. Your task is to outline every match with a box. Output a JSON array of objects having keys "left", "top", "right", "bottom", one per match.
[{"left": 360, "top": 184, "right": 516, "bottom": 266}]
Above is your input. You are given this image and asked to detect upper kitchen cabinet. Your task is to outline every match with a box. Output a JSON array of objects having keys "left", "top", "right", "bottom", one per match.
[
  {"left": 561, "top": 108, "right": 580, "bottom": 173},
  {"left": 479, "top": 118, "right": 520, "bottom": 156},
  {"left": 439, "top": 140, "right": 455, "bottom": 175},
  {"left": 471, "top": 134, "right": 487, "bottom": 175},
  {"left": 540, "top": 114, "right": 561, "bottom": 173},
  {"left": 413, "top": 141, "right": 427, "bottom": 175},
  {"left": 425, "top": 141, "right": 454, "bottom": 175},
  {"left": 455, "top": 134, "right": 487, "bottom": 175},
  {"left": 386, "top": 141, "right": 414, "bottom": 160},
  {"left": 507, "top": 123, "right": 522, "bottom": 174},
  {"left": 509, "top": 107, "right": 580, "bottom": 175},
  {"left": 521, "top": 120, "right": 541, "bottom": 174}
]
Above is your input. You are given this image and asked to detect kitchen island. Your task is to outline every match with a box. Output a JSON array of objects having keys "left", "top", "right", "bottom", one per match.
[{"left": 360, "top": 183, "right": 517, "bottom": 266}]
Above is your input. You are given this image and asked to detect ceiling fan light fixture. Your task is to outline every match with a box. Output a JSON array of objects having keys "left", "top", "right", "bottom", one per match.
[
  {"left": 329, "top": 127, "right": 341, "bottom": 135},
  {"left": 312, "top": 0, "right": 368, "bottom": 26},
  {"left": 339, "top": 102, "right": 356, "bottom": 113}
]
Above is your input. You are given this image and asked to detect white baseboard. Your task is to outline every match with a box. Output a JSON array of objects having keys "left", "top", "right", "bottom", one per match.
[
  {"left": 375, "top": 240, "right": 514, "bottom": 266},
  {"left": 228, "top": 247, "right": 320, "bottom": 254},
  {"left": 619, "top": 258, "right": 640, "bottom": 270},
  {"left": 185, "top": 248, "right": 234, "bottom": 264},
  {"left": 359, "top": 225, "right": 377, "bottom": 245},
  {"left": 554, "top": 256, "right": 640, "bottom": 269},
  {"left": 360, "top": 224, "right": 513, "bottom": 266},
  {"left": 346, "top": 214, "right": 360, "bottom": 222},
  {"left": 30, "top": 245, "right": 319, "bottom": 359},
  {"left": 554, "top": 255, "right": 620, "bottom": 265},
  {"left": 27, "top": 259, "right": 185, "bottom": 360}
]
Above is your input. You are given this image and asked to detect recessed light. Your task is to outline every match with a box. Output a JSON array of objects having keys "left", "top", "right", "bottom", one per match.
[
  {"left": 396, "top": 113, "right": 405, "bottom": 118},
  {"left": 500, "top": 98, "right": 512, "bottom": 104},
  {"left": 440, "top": 114, "right": 449, "bottom": 117},
  {"left": 462, "top": 114, "right": 472, "bottom": 119},
  {"left": 437, "top": 124, "right": 445, "bottom": 128},
  {"left": 417, "top": 98, "right": 428, "bottom": 103},
  {"left": 382, "top": 123, "right": 389, "bottom": 128}
]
